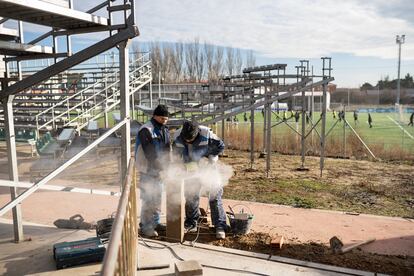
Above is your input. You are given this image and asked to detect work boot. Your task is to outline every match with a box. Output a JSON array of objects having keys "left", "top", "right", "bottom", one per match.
[
  {"left": 215, "top": 227, "right": 225, "bottom": 240},
  {"left": 155, "top": 223, "right": 166, "bottom": 232},
  {"left": 141, "top": 228, "right": 158, "bottom": 238},
  {"left": 184, "top": 223, "right": 198, "bottom": 233}
]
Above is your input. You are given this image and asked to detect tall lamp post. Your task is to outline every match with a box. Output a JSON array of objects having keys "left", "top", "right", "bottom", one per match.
[{"left": 396, "top": 34, "right": 405, "bottom": 106}]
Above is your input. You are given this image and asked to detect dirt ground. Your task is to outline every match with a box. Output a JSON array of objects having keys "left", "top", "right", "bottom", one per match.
[
  {"left": 221, "top": 149, "right": 414, "bottom": 218},
  {"left": 180, "top": 228, "right": 414, "bottom": 276}
]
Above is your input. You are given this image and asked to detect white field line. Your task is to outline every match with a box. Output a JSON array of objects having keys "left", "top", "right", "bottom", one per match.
[
  {"left": 0, "top": 180, "right": 120, "bottom": 197},
  {"left": 387, "top": 116, "right": 414, "bottom": 140}
]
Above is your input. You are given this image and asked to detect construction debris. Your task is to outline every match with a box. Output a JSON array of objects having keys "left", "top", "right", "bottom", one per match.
[
  {"left": 330, "top": 236, "right": 376, "bottom": 254},
  {"left": 174, "top": 260, "right": 203, "bottom": 276},
  {"left": 270, "top": 235, "right": 285, "bottom": 250}
]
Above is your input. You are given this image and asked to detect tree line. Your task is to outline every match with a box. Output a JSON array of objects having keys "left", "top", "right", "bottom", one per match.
[
  {"left": 133, "top": 39, "right": 256, "bottom": 84},
  {"left": 360, "top": 73, "right": 414, "bottom": 91}
]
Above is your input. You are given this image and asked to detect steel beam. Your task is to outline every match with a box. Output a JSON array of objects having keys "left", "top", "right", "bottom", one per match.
[
  {"left": 202, "top": 77, "right": 334, "bottom": 125},
  {"left": 0, "top": 0, "right": 108, "bottom": 29},
  {"left": 0, "top": 25, "right": 139, "bottom": 98},
  {"left": 119, "top": 40, "right": 131, "bottom": 184},
  {"left": 265, "top": 85, "right": 272, "bottom": 176},
  {"left": 2, "top": 95, "right": 24, "bottom": 242},
  {"left": 319, "top": 81, "right": 327, "bottom": 177}
]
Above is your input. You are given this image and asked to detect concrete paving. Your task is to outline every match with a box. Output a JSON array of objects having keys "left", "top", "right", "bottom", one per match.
[{"left": 0, "top": 219, "right": 379, "bottom": 276}]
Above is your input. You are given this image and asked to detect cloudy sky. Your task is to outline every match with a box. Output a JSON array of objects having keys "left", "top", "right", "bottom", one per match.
[
  {"left": 23, "top": 0, "right": 414, "bottom": 87},
  {"left": 134, "top": 0, "right": 414, "bottom": 88}
]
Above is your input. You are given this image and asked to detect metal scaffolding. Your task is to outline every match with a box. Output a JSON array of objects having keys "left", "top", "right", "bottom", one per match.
[
  {"left": 0, "top": 0, "right": 141, "bottom": 242},
  {"left": 136, "top": 58, "right": 334, "bottom": 177}
]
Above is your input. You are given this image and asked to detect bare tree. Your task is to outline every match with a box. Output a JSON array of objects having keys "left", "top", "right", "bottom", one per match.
[
  {"left": 225, "top": 47, "right": 235, "bottom": 76},
  {"left": 246, "top": 50, "right": 256, "bottom": 68},
  {"left": 161, "top": 45, "right": 174, "bottom": 83},
  {"left": 131, "top": 41, "right": 141, "bottom": 61},
  {"left": 211, "top": 46, "right": 224, "bottom": 81},
  {"left": 234, "top": 49, "right": 243, "bottom": 75},
  {"left": 204, "top": 42, "right": 214, "bottom": 81},
  {"left": 193, "top": 38, "right": 204, "bottom": 82},
  {"left": 149, "top": 41, "right": 162, "bottom": 83},
  {"left": 171, "top": 41, "right": 184, "bottom": 82},
  {"left": 185, "top": 41, "right": 197, "bottom": 82}
]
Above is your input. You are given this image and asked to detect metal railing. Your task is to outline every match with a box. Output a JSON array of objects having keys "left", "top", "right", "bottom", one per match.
[
  {"left": 35, "top": 52, "right": 151, "bottom": 134},
  {"left": 101, "top": 158, "right": 138, "bottom": 276}
]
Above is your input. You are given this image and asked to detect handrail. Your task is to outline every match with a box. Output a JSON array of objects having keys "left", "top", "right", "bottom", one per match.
[
  {"left": 101, "top": 158, "right": 137, "bottom": 276},
  {"left": 73, "top": 68, "right": 152, "bottom": 131},
  {"left": 35, "top": 53, "right": 150, "bottom": 132}
]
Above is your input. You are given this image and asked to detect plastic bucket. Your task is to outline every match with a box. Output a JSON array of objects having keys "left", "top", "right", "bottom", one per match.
[{"left": 227, "top": 204, "right": 253, "bottom": 235}]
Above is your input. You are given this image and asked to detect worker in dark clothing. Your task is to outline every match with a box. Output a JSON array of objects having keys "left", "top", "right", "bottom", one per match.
[
  {"left": 261, "top": 108, "right": 265, "bottom": 118},
  {"left": 243, "top": 112, "right": 248, "bottom": 122},
  {"left": 173, "top": 121, "right": 227, "bottom": 239},
  {"left": 409, "top": 112, "right": 414, "bottom": 127},
  {"left": 135, "top": 105, "right": 170, "bottom": 237},
  {"left": 294, "top": 111, "right": 300, "bottom": 123},
  {"left": 338, "top": 110, "right": 345, "bottom": 122},
  {"left": 353, "top": 110, "right": 358, "bottom": 125},
  {"left": 368, "top": 113, "right": 373, "bottom": 128},
  {"left": 308, "top": 111, "right": 313, "bottom": 124}
]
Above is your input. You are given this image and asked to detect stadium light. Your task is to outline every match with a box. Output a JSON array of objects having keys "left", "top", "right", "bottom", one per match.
[{"left": 396, "top": 34, "right": 405, "bottom": 106}]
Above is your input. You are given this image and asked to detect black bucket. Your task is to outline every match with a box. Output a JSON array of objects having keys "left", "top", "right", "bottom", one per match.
[{"left": 227, "top": 204, "right": 253, "bottom": 235}]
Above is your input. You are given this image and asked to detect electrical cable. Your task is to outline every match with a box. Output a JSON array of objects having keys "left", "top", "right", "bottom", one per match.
[{"left": 138, "top": 236, "right": 270, "bottom": 276}]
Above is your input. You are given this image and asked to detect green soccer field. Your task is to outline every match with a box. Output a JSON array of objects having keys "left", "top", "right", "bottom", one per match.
[
  {"left": 231, "top": 111, "right": 414, "bottom": 152},
  {"left": 97, "top": 109, "right": 414, "bottom": 153}
]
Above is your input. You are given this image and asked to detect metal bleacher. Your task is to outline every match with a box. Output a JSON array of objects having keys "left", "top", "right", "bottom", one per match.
[
  {"left": 0, "top": 0, "right": 150, "bottom": 137},
  {"left": 0, "top": 0, "right": 143, "bottom": 244}
]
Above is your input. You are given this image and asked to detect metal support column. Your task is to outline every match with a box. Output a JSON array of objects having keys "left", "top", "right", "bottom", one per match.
[
  {"left": 265, "top": 84, "right": 272, "bottom": 177},
  {"left": 250, "top": 82, "right": 255, "bottom": 169},
  {"left": 343, "top": 107, "right": 346, "bottom": 158},
  {"left": 119, "top": 40, "right": 131, "bottom": 184},
  {"left": 320, "top": 81, "right": 327, "bottom": 177},
  {"left": 319, "top": 57, "right": 331, "bottom": 177},
  {"left": 262, "top": 83, "right": 267, "bottom": 155},
  {"left": 3, "top": 96, "right": 24, "bottom": 242},
  {"left": 299, "top": 61, "right": 308, "bottom": 170},
  {"left": 221, "top": 93, "right": 225, "bottom": 146}
]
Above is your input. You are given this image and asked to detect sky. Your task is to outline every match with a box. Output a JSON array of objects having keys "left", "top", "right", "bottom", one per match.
[{"left": 17, "top": 0, "right": 414, "bottom": 88}]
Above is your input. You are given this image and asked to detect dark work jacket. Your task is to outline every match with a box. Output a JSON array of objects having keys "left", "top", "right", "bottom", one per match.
[
  {"left": 135, "top": 118, "right": 170, "bottom": 175},
  {"left": 173, "top": 125, "right": 224, "bottom": 163}
]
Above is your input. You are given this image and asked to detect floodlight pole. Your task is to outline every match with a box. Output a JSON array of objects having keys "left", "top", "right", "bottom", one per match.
[{"left": 396, "top": 34, "right": 405, "bottom": 106}]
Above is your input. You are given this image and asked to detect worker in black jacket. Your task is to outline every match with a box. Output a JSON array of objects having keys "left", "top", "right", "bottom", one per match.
[
  {"left": 135, "top": 105, "right": 170, "bottom": 237},
  {"left": 173, "top": 121, "right": 227, "bottom": 239}
]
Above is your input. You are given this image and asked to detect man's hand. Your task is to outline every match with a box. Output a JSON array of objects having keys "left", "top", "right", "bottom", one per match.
[{"left": 185, "top": 162, "right": 198, "bottom": 172}]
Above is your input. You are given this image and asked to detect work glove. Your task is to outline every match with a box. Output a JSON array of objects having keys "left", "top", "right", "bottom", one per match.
[
  {"left": 208, "top": 155, "right": 218, "bottom": 164},
  {"left": 185, "top": 162, "right": 198, "bottom": 172}
]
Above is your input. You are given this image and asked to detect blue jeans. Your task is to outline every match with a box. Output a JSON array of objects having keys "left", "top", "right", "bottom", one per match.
[
  {"left": 139, "top": 173, "right": 163, "bottom": 232},
  {"left": 184, "top": 180, "right": 227, "bottom": 229}
]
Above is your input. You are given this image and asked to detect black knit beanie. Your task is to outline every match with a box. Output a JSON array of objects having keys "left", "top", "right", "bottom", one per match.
[
  {"left": 180, "top": 120, "right": 199, "bottom": 141},
  {"left": 153, "top": 104, "right": 169, "bottom": 117}
]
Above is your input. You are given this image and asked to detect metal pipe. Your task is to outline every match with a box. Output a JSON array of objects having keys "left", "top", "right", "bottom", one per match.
[
  {"left": 119, "top": 40, "right": 131, "bottom": 184},
  {"left": 265, "top": 85, "right": 271, "bottom": 176},
  {"left": 2, "top": 96, "right": 24, "bottom": 242}
]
